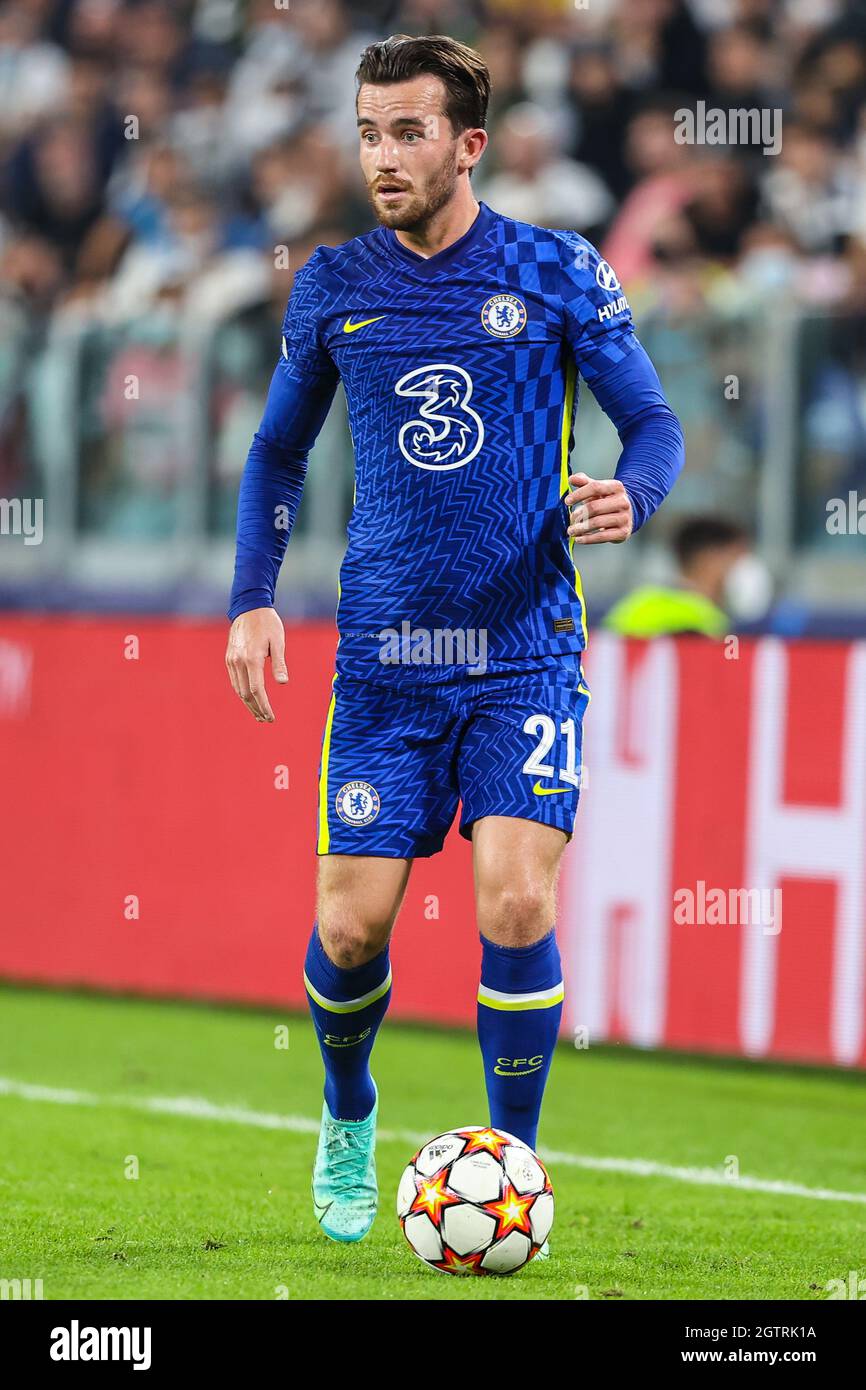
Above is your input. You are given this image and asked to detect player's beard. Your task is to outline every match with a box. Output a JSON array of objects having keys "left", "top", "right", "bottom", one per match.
[{"left": 368, "top": 150, "right": 460, "bottom": 233}]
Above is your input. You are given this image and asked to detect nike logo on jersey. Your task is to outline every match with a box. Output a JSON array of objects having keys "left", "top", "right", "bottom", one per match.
[
  {"left": 343, "top": 315, "right": 386, "bottom": 334},
  {"left": 532, "top": 781, "right": 572, "bottom": 796}
]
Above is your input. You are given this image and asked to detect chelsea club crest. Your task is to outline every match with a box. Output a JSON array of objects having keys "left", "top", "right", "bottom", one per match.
[
  {"left": 335, "top": 781, "right": 381, "bottom": 827},
  {"left": 480, "top": 294, "right": 527, "bottom": 339}
]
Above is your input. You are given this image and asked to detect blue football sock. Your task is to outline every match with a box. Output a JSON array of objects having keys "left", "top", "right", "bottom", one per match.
[
  {"left": 304, "top": 925, "right": 391, "bottom": 1122},
  {"left": 476, "top": 930, "right": 563, "bottom": 1151}
]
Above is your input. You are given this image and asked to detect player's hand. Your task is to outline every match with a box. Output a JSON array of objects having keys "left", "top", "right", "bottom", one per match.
[
  {"left": 565, "top": 472, "right": 633, "bottom": 545},
  {"left": 225, "top": 607, "right": 287, "bottom": 722}
]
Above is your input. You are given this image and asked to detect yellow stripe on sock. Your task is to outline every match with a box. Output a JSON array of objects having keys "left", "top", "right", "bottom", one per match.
[
  {"left": 304, "top": 969, "right": 392, "bottom": 1014},
  {"left": 477, "top": 984, "right": 565, "bottom": 1012}
]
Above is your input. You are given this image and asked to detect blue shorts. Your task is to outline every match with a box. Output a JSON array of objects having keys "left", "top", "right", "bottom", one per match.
[{"left": 316, "top": 660, "right": 591, "bottom": 858}]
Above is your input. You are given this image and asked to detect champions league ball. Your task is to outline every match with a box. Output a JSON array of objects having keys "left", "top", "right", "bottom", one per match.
[{"left": 396, "top": 1126, "right": 553, "bottom": 1275}]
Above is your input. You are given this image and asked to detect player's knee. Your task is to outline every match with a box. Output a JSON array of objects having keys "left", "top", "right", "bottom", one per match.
[
  {"left": 476, "top": 881, "right": 553, "bottom": 946},
  {"left": 317, "top": 909, "right": 386, "bottom": 969}
]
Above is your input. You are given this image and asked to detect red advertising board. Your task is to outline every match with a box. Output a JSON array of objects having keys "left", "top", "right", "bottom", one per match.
[
  {"left": 1, "top": 619, "right": 864, "bottom": 1067},
  {"left": 560, "top": 634, "right": 866, "bottom": 1067}
]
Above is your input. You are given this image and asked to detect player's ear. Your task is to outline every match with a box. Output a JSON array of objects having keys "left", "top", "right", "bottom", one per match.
[{"left": 459, "top": 127, "right": 488, "bottom": 175}]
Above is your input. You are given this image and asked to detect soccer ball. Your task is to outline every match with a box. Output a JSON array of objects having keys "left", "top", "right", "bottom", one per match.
[{"left": 396, "top": 1125, "right": 553, "bottom": 1275}]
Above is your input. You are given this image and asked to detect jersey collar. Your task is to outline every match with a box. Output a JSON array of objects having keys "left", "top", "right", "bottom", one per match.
[{"left": 379, "top": 200, "right": 495, "bottom": 276}]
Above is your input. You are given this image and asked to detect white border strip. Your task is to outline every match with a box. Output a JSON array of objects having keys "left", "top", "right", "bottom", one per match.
[{"left": 1, "top": 1075, "right": 864, "bottom": 1206}]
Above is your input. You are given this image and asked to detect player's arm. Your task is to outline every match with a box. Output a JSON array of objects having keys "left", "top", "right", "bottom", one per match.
[
  {"left": 558, "top": 238, "right": 684, "bottom": 544},
  {"left": 226, "top": 254, "right": 339, "bottom": 722}
]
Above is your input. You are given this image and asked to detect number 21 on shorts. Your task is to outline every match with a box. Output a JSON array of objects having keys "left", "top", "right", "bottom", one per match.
[{"left": 522, "top": 715, "right": 584, "bottom": 793}]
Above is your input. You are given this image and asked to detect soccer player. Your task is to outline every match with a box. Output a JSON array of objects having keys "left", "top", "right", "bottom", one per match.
[{"left": 226, "top": 34, "right": 684, "bottom": 1245}]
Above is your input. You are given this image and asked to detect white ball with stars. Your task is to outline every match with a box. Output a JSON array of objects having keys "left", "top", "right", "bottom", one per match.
[{"left": 396, "top": 1125, "right": 553, "bottom": 1275}]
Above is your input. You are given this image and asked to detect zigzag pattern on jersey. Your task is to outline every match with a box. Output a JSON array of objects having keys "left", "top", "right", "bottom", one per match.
[
  {"left": 339, "top": 343, "right": 529, "bottom": 657},
  {"left": 291, "top": 238, "right": 517, "bottom": 658},
  {"left": 292, "top": 206, "right": 638, "bottom": 668},
  {"left": 325, "top": 240, "right": 535, "bottom": 655}
]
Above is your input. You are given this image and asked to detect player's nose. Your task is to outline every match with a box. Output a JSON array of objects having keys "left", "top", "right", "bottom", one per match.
[{"left": 373, "top": 138, "right": 401, "bottom": 171}]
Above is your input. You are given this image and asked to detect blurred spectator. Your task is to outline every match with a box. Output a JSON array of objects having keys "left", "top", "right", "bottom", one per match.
[
  {"left": 684, "top": 158, "right": 760, "bottom": 263},
  {"left": 728, "top": 221, "right": 802, "bottom": 299},
  {"left": 476, "top": 24, "right": 524, "bottom": 125},
  {"left": 115, "top": 66, "right": 174, "bottom": 145},
  {"left": 88, "top": 279, "right": 194, "bottom": 538},
  {"left": 612, "top": 0, "right": 708, "bottom": 96},
  {"left": 603, "top": 516, "right": 770, "bottom": 636},
  {"left": 602, "top": 103, "right": 695, "bottom": 283},
  {"left": 108, "top": 142, "right": 191, "bottom": 248},
  {"left": 4, "top": 118, "right": 108, "bottom": 270},
  {"left": 0, "top": 1, "right": 70, "bottom": 139},
  {"left": 566, "top": 42, "right": 635, "bottom": 200},
  {"left": 478, "top": 103, "right": 614, "bottom": 234},
  {"left": 705, "top": 22, "right": 781, "bottom": 120},
  {"left": 114, "top": 1, "right": 186, "bottom": 82},
  {"left": 104, "top": 182, "right": 271, "bottom": 325},
  {"left": 760, "top": 119, "right": 859, "bottom": 253},
  {"left": 0, "top": 232, "right": 63, "bottom": 496},
  {"left": 798, "top": 314, "right": 866, "bottom": 548},
  {"left": 169, "top": 66, "right": 237, "bottom": 193},
  {"left": 226, "top": 30, "right": 307, "bottom": 161}
]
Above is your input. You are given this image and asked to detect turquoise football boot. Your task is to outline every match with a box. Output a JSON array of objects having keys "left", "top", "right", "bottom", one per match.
[{"left": 311, "top": 1085, "right": 378, "bottom": 1242}]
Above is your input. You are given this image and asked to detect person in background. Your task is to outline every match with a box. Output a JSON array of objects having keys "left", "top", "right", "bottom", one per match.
[
  {"left": 603, "top": 515, "right": 768, "bottom": 637},
  {"left": 476, "top": 101, "right": 614, "bottom": 236}
]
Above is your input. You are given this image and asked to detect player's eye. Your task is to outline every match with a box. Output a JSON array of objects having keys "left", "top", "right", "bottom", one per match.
[{"left": 402, "top": 131, "right": 420, "bottom": 143}]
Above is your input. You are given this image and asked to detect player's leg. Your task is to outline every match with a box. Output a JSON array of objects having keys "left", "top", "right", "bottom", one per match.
[
  {"left": 308, "top": 672, "right": 460, "bottom": 1240},
  {"left": 307, "top": 853, "right": 410, "bottom": 1124},
  {"left": 307, "top": 854, "right": 409, "bottom": 1242},
  {"left": 457, "top": 661, "right": 590, "bottom": 1150},
  {"left": 308, "top": 672, "right": 457, "bottom": 1123},
  {"left": 471, "top": 816, "right": 566, "bottom": 1151}
]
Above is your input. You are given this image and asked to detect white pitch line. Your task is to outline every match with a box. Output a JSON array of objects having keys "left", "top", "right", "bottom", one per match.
[
  {"left": 539, "top": 1149, "right": 866, "bottom": 1205},
  {"left": 2, "top": 1075, "right": 865, "bottom": 1207}
]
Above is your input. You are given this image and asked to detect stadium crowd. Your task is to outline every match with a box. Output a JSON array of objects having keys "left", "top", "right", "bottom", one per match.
[{"left": 1, "top": 0, "right": 865, "bottom": 552}]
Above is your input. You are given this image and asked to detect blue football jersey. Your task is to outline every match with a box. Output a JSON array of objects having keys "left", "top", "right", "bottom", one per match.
[{"left": 249, "top": 200, "right": 665, "bottom": 670}]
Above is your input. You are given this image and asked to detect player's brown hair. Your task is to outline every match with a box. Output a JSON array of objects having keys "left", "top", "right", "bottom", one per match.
[{"left": 355, "top": 34, "right": 491, "bottom": 133}]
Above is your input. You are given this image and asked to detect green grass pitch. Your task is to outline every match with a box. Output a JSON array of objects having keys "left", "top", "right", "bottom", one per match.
[{"left": 0, "top": 984, "right": 864, "bottom": 1300}]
